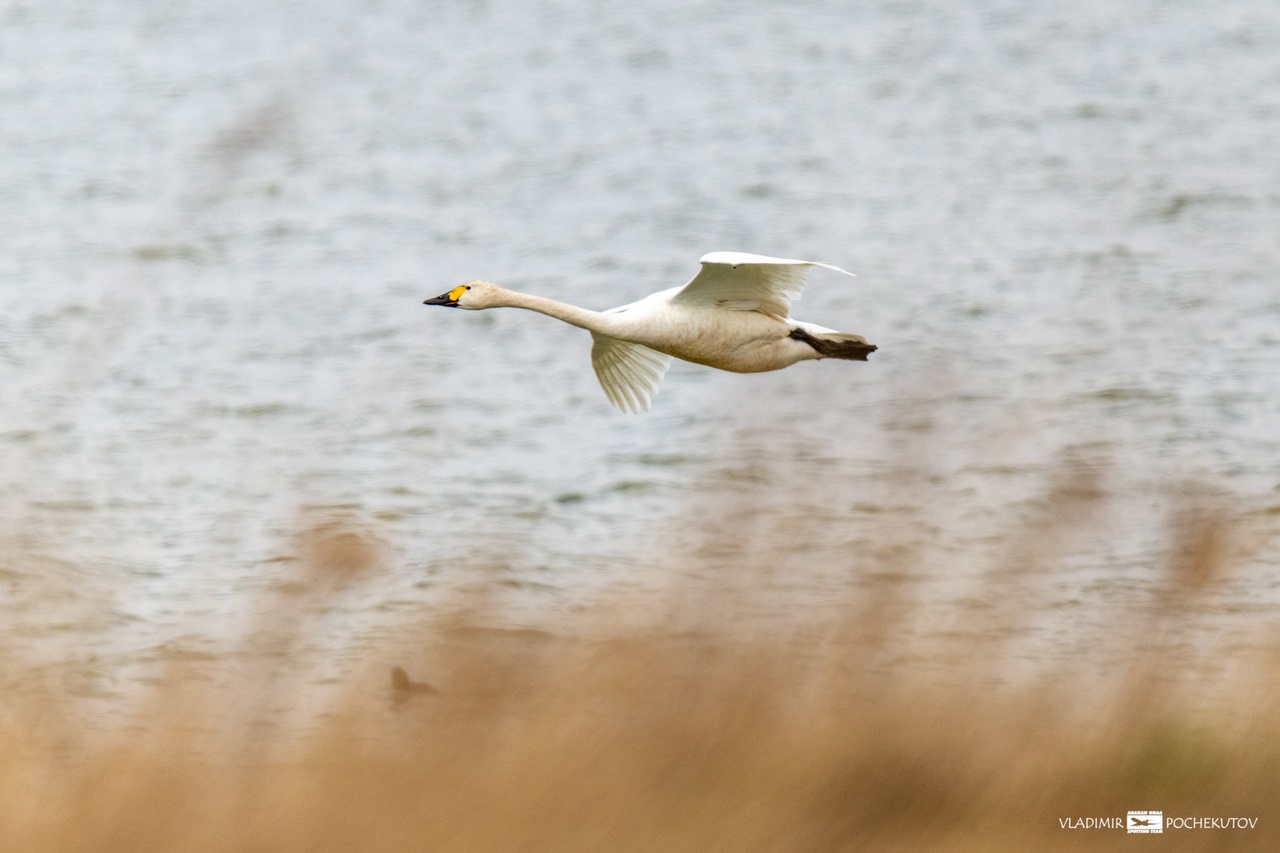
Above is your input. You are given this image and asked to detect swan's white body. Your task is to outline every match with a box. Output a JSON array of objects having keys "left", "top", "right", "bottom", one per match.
[{"left": 424, "top": 252, "right": 875, "bottom": 412}]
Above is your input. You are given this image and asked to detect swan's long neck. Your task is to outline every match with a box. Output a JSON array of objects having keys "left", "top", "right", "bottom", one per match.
[{"left": 497, "top": 289, "right": 622, "bottom": 336}]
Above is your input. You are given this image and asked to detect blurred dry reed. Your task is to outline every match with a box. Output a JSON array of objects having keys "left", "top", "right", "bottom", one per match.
[{"left": 1, "top": 467, "right": 1277, "bottom": 852}]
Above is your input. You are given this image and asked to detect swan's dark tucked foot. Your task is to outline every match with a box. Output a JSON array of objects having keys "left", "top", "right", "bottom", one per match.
[{"left": 788, "top": 326, "right": 878, "bottom": 361}]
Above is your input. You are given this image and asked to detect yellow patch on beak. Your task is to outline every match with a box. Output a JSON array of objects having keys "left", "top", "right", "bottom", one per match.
[{"left": 447, "top": 285, "right": 467, "bottom": 301}]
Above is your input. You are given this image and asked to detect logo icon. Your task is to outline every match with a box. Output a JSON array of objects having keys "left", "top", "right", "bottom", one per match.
[{"left": 1128, "top": 811, "right": 1163, "bottom": 834}]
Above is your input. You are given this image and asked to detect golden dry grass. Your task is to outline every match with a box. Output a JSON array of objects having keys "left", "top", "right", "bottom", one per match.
[{"left": 1, "top": 473, "right": 1277, "bottom": 852}]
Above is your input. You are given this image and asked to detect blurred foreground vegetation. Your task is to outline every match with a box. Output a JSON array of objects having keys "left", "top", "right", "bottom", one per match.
[{"left": 1, "top": 470, "right": 1277, "bottom": 852}]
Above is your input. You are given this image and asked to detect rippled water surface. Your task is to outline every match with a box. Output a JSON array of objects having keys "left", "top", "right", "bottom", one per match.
[{"left": 2, "top": 0, "right": 1279, "bottom": 697}]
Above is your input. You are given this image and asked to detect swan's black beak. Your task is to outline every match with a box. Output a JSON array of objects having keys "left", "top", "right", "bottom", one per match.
[{"left": 423, "top": 291, "right": 460, "bottom": 307}]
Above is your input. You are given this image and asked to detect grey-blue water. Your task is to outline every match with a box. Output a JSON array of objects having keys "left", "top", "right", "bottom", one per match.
[{"left": 2, "top": 0, "right": 1279, "bottom": 702}]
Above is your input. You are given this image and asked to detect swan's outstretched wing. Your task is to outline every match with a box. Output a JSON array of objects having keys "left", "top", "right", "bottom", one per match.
[
  {"left": 590, "top": 333, "right": 672, "bottom": 413},
  {"left": 670, "top": 252, "right": 853, "bottom": 319}
]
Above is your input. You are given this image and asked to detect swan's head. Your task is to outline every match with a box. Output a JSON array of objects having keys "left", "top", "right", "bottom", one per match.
[{"left": 423, "top": 280, "right": 503, "bottom": 310}]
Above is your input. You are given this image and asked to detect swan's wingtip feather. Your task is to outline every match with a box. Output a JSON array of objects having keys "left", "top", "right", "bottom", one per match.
[{"left": 812, "top": 261, "right": 856, "bottom": 277}]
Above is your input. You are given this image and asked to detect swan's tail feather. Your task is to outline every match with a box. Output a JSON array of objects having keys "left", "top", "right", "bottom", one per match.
[{"left": 788, "top": 326, "right": 878, "bottom": 361}]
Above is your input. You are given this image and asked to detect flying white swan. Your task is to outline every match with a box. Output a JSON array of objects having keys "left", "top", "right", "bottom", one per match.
[{"left": 424, "top": 251, "right": 876, "bottom": 412}]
